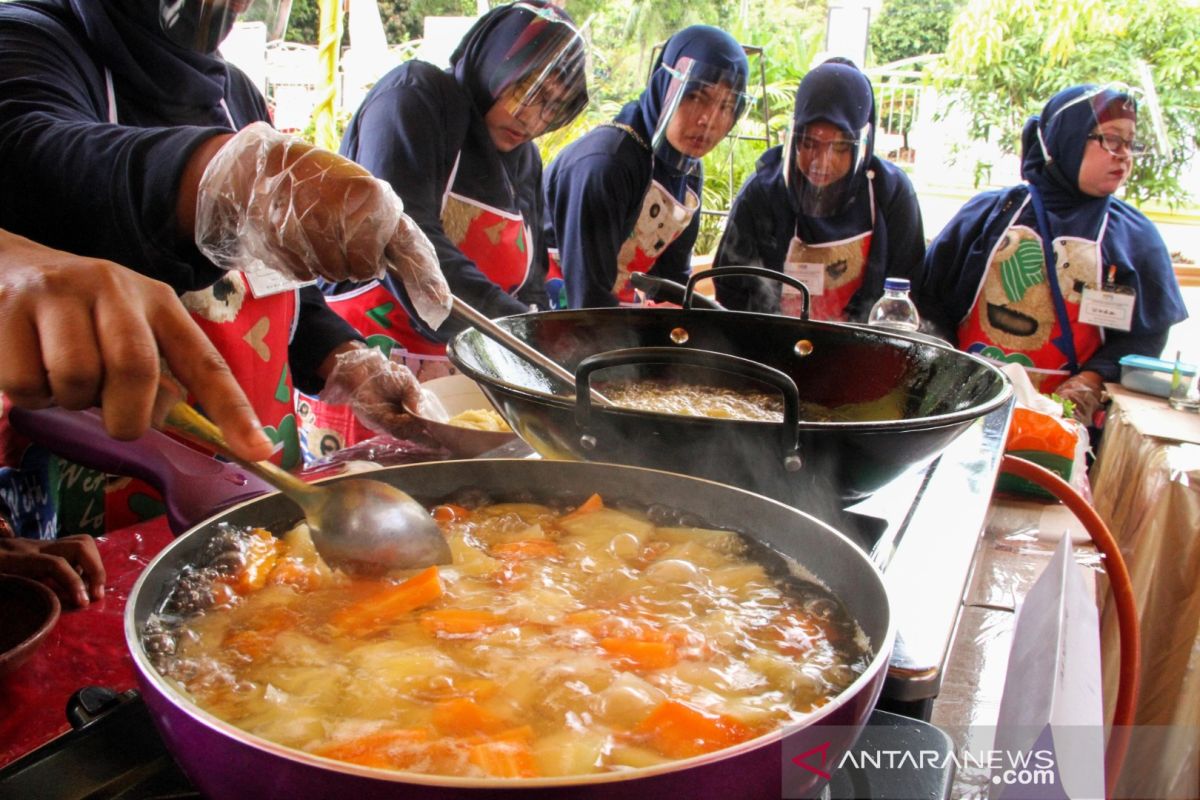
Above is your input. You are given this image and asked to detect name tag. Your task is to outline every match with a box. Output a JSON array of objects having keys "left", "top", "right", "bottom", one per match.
[
  {"left": 788, "top": 262, "right": 826, "bottom": 295},
  {"left": 1078, "top": 284, "right": 1135, "bottom": 331},
  {"left": 244, "top": 269, "right": 317, "bottom": 299}
]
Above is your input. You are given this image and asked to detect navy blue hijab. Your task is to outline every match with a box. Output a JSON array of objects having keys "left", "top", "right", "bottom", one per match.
[
  {"left": 1020, "top": 84, "right": 1132, "bottom": 238},
  {"left": 787, "top": 61, "right": 875, "bottom": 221},
  {"left": 449, "top": 0, "right": 585, "bottom": 122},
  {"left": 615, "top": 25, "right": 748, "bottom": 178},
  {"left": 67, "top": 0, "right": 233, "bottom": 124}
]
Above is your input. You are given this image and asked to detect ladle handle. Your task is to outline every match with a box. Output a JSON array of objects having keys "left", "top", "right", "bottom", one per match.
[
  {"left": 450, "top": 297, "right": 612, "bottom": 407},
  {"left": 164, "top": 402, "right": 318, "bottom": 501}
]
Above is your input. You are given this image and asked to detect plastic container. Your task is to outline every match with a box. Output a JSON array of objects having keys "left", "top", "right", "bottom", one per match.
[
  {"left": 1118, "top": 354, "right": 1197, "bottom": 398},
  {"left": 867, "top": 277, "right": 920, "bottom": 332}
]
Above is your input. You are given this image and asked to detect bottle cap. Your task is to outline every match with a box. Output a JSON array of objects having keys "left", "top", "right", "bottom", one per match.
[{"left": 883, "top": 277, "right": 911, "bottom": 292}]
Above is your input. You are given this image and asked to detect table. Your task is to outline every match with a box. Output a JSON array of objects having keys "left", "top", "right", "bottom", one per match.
[
  {"left": 1092, "top": 384, "right": 1200, "bottom": 799},
  {"left": 0, "top": 518, "right": 173, "bottom": 767}
]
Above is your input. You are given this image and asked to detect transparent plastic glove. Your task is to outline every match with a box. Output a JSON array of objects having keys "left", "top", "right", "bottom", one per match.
[
  {"left": 195, "top": 122, "right": 451, "bottom": 328},
  {"left": 320, "top": 346, "right": 442, "bottom": 437},
  {"left": 1055, "top": 371, "right": 1106, "bottom": 426}
]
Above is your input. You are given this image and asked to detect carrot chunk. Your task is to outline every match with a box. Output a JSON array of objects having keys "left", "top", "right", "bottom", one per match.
[
  {"left": 634, "top": 700, "right": 757, "bottom": 758},
  {"left": 490, "top": 540, "right": 561, "bottom": 560},
  {"left": 313, "top": 728, "right": 429, "bottom": 769},
  {"left": 218, "top": 528, "right": 282, "bottom": 595},
  {"left": 600, "top": 637, "right": 678, "bottom": 670},
  {"left": 561, "top": 493, "right": 604, "bottom": 520},
  {"left": 432, "top": 697, "right": 509, "bottom": 737},
  {"left": 432, "top": 504, "right": 471, "bottom": 523},
  {"left": 419, "top": 609, "right": 506, "bottom": 635},
  {"left": 330, "top": 566, "right": 443, "bottom": 635}
]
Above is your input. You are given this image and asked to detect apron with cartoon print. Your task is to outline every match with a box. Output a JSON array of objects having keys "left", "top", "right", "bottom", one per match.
[
  {"left": 546, "top": 179, "right": 697, "bottom": 308},
  {"left": 545, "top": 123, "right": 697, "bottom": 309},
  {"left": 0, "top": 82, "right": 302, "bottom": 537},
  {"left": 780, "top": 175, "right": 875, "bottom": 321},
  {"left": 305, "top": 152, "right": 532, "bottom": 453},
  {"left": 957, "top": 191, "right": 1107, "bottom": 394}
]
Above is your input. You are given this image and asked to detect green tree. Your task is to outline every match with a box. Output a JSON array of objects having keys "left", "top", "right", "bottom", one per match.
[
  {"left": 286, "top": 0, "right": 475, "bottom": 46},
  {"left": 936, "top": 0, "right": 1200, "bottom": 206},
  {"left": 869, "top": 0, "right": 962, "bottom": 65}
]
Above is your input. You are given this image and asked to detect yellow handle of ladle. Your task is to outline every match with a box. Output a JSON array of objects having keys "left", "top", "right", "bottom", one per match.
[{"left": 164, "top": 402, "right": 317, "bottom": 500}]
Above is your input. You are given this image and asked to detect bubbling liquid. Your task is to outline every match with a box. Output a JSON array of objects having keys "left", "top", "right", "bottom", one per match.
[{"left": 145, "top": 495, "right": 870, "bottom": 779}]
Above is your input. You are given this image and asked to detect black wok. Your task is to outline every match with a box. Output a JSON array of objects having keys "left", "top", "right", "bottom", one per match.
[
  {"left": 447, "top": 303, "right": 1011, "bottom": 520},
  {"left": 127, "top": 459, "right": 894, "bottom": 799}
]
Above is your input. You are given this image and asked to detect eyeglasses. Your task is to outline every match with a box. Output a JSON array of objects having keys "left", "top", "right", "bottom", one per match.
[
  {"left": 798, "top": 136, "right": 860, "bottom": 155},
  {"left": 1086, "top": 133, "right": 1147, "bottom": 156}
]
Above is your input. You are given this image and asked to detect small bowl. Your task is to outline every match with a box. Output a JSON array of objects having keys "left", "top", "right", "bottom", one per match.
[
  {"left": 407, "top": 374, "right": 519, "bottom": 457},
  {"left": 0, "top": 574, "right": 61, "bottom": 677}
]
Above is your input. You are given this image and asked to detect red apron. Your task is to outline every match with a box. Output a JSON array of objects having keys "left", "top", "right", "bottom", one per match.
[
  {"left": 781, "top": 230, "right": 871, "bottom": 321},
  {"left": 957, "top": 197, "right": 1106, "bottom": 393},
  {"left": 780, "top": 174, "right": 875, "bottom": 322},
  {"left": 0, "top": 272, "right": 302, "bottom": 537},
  {"left": 306, "top": 160, "right": 531, "bottom": 454},
  {"left": 546, "top": 179, "right": 698, "bottom": 308}
]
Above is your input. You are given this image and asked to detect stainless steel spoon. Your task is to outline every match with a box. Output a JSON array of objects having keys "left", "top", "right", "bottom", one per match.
[{"left": 165, "top": 402, "right": 451, "bottom": 570}]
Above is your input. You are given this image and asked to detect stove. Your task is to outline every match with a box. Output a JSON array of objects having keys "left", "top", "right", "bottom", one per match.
[{"left": 0, "top": 688, "right": 955, "bottom": 800}]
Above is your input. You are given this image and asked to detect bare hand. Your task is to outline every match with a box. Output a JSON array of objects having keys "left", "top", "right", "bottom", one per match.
[
  {"left": 0, "top": 534, "right": 105, "bottom": 608},
  {"left": 0, "top": 229, "right": 273, "bottom": 461}
]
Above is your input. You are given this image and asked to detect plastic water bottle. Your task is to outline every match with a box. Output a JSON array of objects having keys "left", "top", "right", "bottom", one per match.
[{"left": 867, "top": 277, "right": 920, "bottom": 332}]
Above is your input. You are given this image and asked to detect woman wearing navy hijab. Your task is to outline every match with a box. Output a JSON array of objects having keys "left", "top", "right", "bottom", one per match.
[
  {"left": 712, "top": 60, "right": 925, "bottom": 321},
  {"left": 543, "top": 25, "right": 750, "bottom": 309},
  {"left": 327, "top": 1, "right": 587, "bottom": 382},
  {"left": 918, "top": 84, "right": 1187, "bottom": 424},
  {"left": 0, "top": 0, "right": 445, "bottom": 536}
]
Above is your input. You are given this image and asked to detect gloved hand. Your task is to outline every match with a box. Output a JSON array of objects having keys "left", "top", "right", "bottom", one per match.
[
  {"left": 1055, "top": 370, "right": 1107, "bottom": 426},
  {"left": 194, "top": 122, "right": 451, "bottom": 329},
  {"left": 319, "top": 345, "right": 441, "bottom": 437}
]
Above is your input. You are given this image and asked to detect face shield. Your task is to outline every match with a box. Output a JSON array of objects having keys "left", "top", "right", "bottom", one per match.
[
  {"left": 1037, "top": 83, "right": 1150, "bottom": 161},
  {"left": 487, "top": 5, "right": 590, "bottom": 136},
  {"left": 160, "top": 0, "right": 292, "bottom": 54},
  {"left": 782, "top": 118, "right": 871, "bottom": 217},
  {"left": 651, "top": 58, "right": 750, "bottom": 176}
]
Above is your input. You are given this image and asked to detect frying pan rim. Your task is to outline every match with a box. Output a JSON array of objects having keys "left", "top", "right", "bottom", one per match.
[{"left": 123, "top": 459, "right": 896, "bottom": 789}]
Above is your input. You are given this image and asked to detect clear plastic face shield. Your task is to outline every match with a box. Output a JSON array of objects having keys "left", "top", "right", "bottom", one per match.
[
  {"left": 490, "top": 5, "right": 590, "bottom": 137},
  {"left": 651, "top": 58, "right": 750, "bottom": 176},
  {"left": 782, "top": 117, "right": 871, "bottom": 217},
  {"left": 160, "top": 0, "right": 292, "bottom": 54},
  {"left": 1037, "top": 83, "right": 1156, "bottom": 161}
]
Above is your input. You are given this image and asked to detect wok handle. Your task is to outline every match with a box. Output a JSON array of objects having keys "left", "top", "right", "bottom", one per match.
[
  {"left": 628, "top": 273, "right": 724, "bottom": 310},
  {"left": 688, "top": 266, "right": 812, "bottom": 320},
  {"left": 573, "top": 347, "right": 803, "bottom": 471},
  {"left": 6, "top": 406, "right": 272, "bottom": 534}
]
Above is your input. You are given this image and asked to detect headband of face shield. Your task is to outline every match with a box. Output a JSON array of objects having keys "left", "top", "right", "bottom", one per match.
[
  {"left": 487, "top": 5, "right": 590, "bottom": 135},
  {"left": 160, "top": 0, "right": 291, "bottom": 54},
  {"left": 782, "top": 118, "right": 871, "bottom": 217},
  {"left": 650, "top": 58, "right": 750, "bottom": 176}
]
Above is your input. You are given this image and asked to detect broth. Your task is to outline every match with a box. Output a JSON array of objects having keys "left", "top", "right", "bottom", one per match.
[
  {"left": 145, "top": 495, "right": 869, "bottom": 779},
  {"left": 598, "top": 378, "right": 908, "bottom": 423}
]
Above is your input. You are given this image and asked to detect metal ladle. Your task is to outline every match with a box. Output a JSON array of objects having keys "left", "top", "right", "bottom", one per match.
[
  {"left": 450, "top": 298, "right": 613, "bottom": 407},
  {"left": 165, "top": 402, "right": 451, "bottom": 570}
]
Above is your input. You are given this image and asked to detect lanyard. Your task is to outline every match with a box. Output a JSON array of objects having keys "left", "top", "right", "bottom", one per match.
[{"left": 1025, "top": 184, "right": 1078, "bottom": 372}]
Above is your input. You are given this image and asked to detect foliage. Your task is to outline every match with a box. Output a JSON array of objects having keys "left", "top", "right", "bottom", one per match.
[
  {"left": 868, "top": 0, "right": 963, "bottom": 65},
  {"left": 287, "top": 0, "right": 476, "bottom": 46},
  {"left": 936, "top": 0, "right": 1200, "bottom": 206}
]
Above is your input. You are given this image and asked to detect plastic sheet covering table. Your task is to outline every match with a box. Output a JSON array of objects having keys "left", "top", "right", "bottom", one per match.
[{"left": 1092, "top": 383, "right": 1200, "bottom": 799}]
